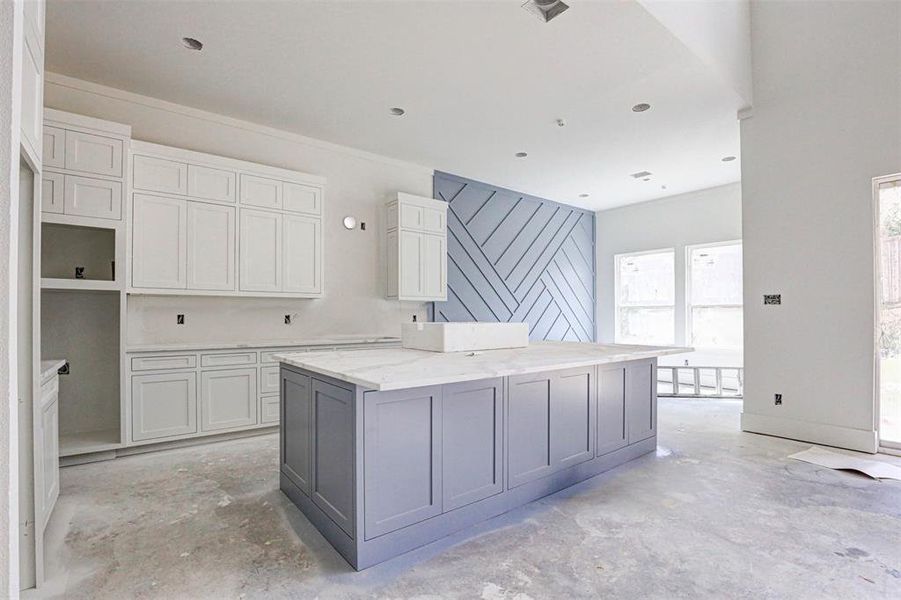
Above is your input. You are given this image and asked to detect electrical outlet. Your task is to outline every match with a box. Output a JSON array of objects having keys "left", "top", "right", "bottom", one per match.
[
  {"left": 177, "top": 314, "right": 185, "bottom": 325},
  {"left": 764, "top": 294, "right": 781, "bottom": 305},
  {"left": 75, "top": 266, "right": 85, "bottom": 279},
  {"left": 284, "top": 314, "right": 292, "bottom": 325},
  {"left": 360, "top": 222, "right": 366, "bottom": 231},
  {"left": 774, "top": 393, "right": 782, "bottom": 406}
]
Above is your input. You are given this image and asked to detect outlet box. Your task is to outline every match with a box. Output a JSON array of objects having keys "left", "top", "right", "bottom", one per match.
[
  {"left": 284, "top": 314, "right": 292, "bottom": 325},
  {"left": 177, "top": 314, "right": 185, "bottom": 325},
  {"left": 764, "top": 294, "right": 782, "bottom": 305},
  {"left": 774, "top": 393, "right": 782, "bottom": 406}
]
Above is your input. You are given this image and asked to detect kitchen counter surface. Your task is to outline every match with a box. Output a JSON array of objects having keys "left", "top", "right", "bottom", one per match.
[
  {"left": 275, "top": 341, "right": 689, "bottom": 391},
  {"left": 126, "top": 336, "right": 401, "bottom": 353}
]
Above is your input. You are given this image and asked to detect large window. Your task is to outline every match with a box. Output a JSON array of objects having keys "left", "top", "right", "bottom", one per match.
[
  {"left": 686, "top": 242, "right": 743, "bottom": 350},
  {"left": 877, "top": 176, "right": 901, "bottom": 447},
  {"left": 615, "top": 249, "right": 675, "bottom": 345}
]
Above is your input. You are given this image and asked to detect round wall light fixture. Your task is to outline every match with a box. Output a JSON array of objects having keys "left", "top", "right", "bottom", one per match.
[{"left": 343, "top": 216, "right": 357, "bottom": 230}]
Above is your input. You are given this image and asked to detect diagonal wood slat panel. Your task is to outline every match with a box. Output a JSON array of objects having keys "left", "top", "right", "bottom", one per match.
[{"left": 433, "top": 172, "right": 596, "bottom": 342}]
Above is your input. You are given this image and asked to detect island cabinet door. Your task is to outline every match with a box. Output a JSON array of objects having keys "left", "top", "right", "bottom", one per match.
[
  {"left": 363, "top": 386, "right": 442, "bottom": 539},
  {"left": 311, "top": 380, "right": 355, "bottom": 537},
  {"left": 626, "top": 360, "right": 656, "bottom": 443},
  {"left": 550, "top": 367, "right": 596, "bottom": 469},
  {"left": 597, "top": 366, "right": 628, "bottom": 456},
  {"left": 442, "top": 378, "right": 503, "bottom": 511},
  {"left": 507, "top": 373, "right": 554, "bottom": 488},
  {"left": 281, "top": 370, "right": 312, "bottom": 495}
]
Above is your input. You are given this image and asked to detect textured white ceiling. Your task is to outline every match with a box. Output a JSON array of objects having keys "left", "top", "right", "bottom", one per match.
[{"left": 45, "top": 0, "right": 742, "bottom": 210}]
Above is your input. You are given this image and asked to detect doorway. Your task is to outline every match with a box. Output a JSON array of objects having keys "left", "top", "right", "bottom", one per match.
[{"left": 875, "top": 174, "right": 901, "bottom": 450}]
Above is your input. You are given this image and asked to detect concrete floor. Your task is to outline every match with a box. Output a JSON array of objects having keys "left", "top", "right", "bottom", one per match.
[{"left": 31, "top": 399, "right": 901, "bottom": 599}]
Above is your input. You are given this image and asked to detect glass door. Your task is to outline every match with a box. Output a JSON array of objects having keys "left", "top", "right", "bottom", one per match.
[{"left": 876, "top": 175, "right": 901, "bottom": 448}]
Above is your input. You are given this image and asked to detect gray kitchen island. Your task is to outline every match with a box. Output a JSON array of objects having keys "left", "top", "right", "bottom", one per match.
[{"left": 276, "top": 341, "right": 686, "bottom": 570}]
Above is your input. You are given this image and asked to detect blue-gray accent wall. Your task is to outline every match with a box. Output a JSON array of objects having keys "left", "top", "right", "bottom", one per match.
[{"left": 432, "top": 172, "right": 596, "bottom": 342}]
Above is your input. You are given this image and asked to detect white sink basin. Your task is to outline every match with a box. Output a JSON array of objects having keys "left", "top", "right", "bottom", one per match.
[{"left": 401, "top": 322, "right": 529, "bottom": 353}]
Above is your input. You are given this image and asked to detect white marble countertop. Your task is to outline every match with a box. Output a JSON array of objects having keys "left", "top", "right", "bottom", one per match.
[
  {"left": 40, "top": 359, "right": 67, "bottom": 383},
  {"left": 275, "top": 341, "right": 691, "bottom": 391},
  {"left": 126, "top": 336, "right": 401, "bottom": 353}
]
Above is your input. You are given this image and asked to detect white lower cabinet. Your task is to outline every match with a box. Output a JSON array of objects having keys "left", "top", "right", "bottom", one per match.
[
  {"left": 36, "top": 377, "right": 60, "bottom": 528},
  {"left": 261, "top": 396, "right": 280, "bottom": 424},
  {"left": 200, "top": 368, "right": 258, "bottom": 432},
  {"left": 132, "top": 372, "right": 198, "bottom": 441}
]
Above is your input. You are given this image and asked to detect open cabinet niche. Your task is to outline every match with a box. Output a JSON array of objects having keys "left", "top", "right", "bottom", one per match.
[
  {"left": 41, "top": 289, "right": 122, "bottom": 455},
  {"left": 41, "top": 223, "right": 116, "bottom": 281}
]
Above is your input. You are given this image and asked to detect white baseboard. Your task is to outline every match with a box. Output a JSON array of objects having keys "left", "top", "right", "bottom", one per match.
[{"left": 741, "top": 412, "right": 878, "bottom": 453}]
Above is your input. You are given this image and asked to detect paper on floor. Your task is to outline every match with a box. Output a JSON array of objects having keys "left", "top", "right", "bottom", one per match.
[{"left": 789, "top": 446, "right": 901, "bottom": 481}]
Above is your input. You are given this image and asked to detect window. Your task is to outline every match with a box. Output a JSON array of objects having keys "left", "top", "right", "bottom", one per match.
[
  {"left": 876, "top": 176, "right": 901, "bottom": 447},
  {"left": 686, "top": 242, "right": 743, "bottom": 350},
  {"left": 615, "top": 249, "right": 675, "bottom": 345}
]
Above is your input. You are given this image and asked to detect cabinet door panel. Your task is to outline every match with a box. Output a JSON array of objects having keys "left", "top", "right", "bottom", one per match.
[
  {"left": 364, "top": 386, "right": 441, "bottom": 539},
  {"left": 261, "top": 396, "right": 280, "bottom": 424},
  {"left": 41, "top": 171, "right": 64, "bottom": 214},
  {"left": 132, "top": 194, "right": 187, "bottom": 289},
  {"left": 422, "top": 232, "right": 446, "bottom": 299},
  {"left": 283, "top": 214, "right": 321, "bottom": 294},
  {"left": 283, "top": 182, "right": 321, "bottom": 214},
  {"left": 200, "top": 368, "right": 257, "bottom": 432},
  {"left": 507, "top": 374, "right": 553, "bottom": 488},
  {"left": 38, "top": 388, "right": 60, "bottom": 527},
  {"left": 312, "top": 380, "right": 355, "bottom": 537},
  {"left": 65, "top": 130, "right": 123, "bottom": 177},
  {"left": 442, "top": 379, "right": 503, "bottom": 511},
  {"left": 133, "top": 155, "right": 187, "bottom": 195},
  {"left": 64, "top": 175, "right": 122, "bottom": 220},
  {"left": 43, "top": 127, "right": 65, "bottom": 168},
  {"left": 239, "top": 209, "right": 282, "bottom": 291},
  {"left": 188, "top": 164, "right": 236, "bottom": 203},
  {"left": 281, "top": 370, "right": 312, "bottom": 494},
  {"left": 626, "top": 362, "right": 656, "bottom": 443},
  {"left": 260, "top": 365, "right": 280, "bottom": 395},
  {"left": 399, "top": 230, "right": 423, "bottom": 297},
  {"left": 422, "top": 206, "right": 446, "bottom": 233},
  {"left": 551, "top": 367, "right": 595, "bottom": 469},
  {"left": 132, "top": 372, "right": 197, "bottom": 441},
  {"left": 20, "top": 35, "right": 42, "bottom": 158},
  {"left": 240, "top": 174, "right": 282, "bottom": 209},
  {"left": 597, "top": 366, "right": 627, "bottom": 455},
  {"left": 187, "top": 201, "right": 235, "bottom": 291},
  {"left": 400, "top": 204, "right": 423, "bottom": 229}
]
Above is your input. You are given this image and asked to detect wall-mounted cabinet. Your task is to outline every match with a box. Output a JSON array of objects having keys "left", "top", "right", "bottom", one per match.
[
  {"left": 130, "top": 141, "right": 324, "bottom": 298},
  {"left": 386, "top": 192, "right": 447, "bottom": 301}
]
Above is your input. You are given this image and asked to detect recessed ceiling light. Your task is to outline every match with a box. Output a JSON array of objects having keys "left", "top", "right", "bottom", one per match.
[
  {"left": 181, "top": 37, "right": 203, "bottom": 51},
  {"left": 389, "top": 107, "right": 406, "bottom": 116},
  {"left": 631, "top": 171, "right": 652, "bottom": 179},
  {"left": 632, "top": 103, "right": 651, "bottom": 113},
  {"left": 522, "top": 0, "right": 570, "bottom": 23},
  {"left": 643, "top": 177, "right": 651, "bottom": 182},
  {"left": 721, "top": 155, "right": 737, "bottom": 162},
  {"left": 579, "top": 193, "right": 589, "bottom": 198},
  {"left": 515, "top": 152, "right": 528, "bottom": 158}
]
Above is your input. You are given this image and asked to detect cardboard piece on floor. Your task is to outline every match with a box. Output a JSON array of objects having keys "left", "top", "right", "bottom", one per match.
[{"left": 789, "top": 446, "right": 901, "bottom": 481}]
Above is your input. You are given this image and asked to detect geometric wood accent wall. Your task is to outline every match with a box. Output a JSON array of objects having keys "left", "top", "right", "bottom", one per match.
[{"left": 432, "top": 172, "right": 596, "bottom": 342}]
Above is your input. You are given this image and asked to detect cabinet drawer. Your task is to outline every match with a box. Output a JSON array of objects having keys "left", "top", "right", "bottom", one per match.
[
  {"left": 64, "top": 175, "right": 122, "bottom": 220},
  {"left": 131, "top": 355, "right": 197, "bottom": 371},
  {"left": 41, "top": 171, "right": 64, "bottom": 214},
  {"left": 260, "top": 396, "right": 280, "bottom": 424},
  {"left": 188, "top": 164, "right": 236, "bottom": 203},
  {"left": 65, "top": 130, "right": 123, "bottom": 177},
  {"left": 200, "top": 352, "right": 257, "bottom": 368},
  {"left": 133, "top": 155, "right": 188, "bottom": 195},
  {"left": 260, "top": 350, "right": 288, "bottom": 364},
  {"left": 260, "top": 365, "right": 280, "bottom": 394},
  {"left": 240, "top": 174, "right": 282, "bottom": 209},
  {"left": 283, "top": 182, "right": 321, "bottom": 215},
  {"left": 42, "top": 126, "right": 65, "bottom": 168}
]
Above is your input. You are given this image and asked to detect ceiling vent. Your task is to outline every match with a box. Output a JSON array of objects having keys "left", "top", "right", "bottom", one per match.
[
  {"left": 522, "top": 0, "right": 570, "bottom": 23},
  {"left": 631, "top": 171, "right": 652, "bottom": 179}
]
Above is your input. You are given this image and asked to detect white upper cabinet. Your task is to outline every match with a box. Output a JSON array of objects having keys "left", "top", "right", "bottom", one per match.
[
  {"left": 129, "top": 141, "right": 324, "bottom": 298},
  {"left": 187, "top": 202, "right": 235, "bottom": 291},
  {"left": 132, "top": 194, "right": 188, "bottom": 289},
  {"left": 240, "top": 209, "right": 282, "bottom": 292},
  {"left": 387, "top": 193, "right": 448, "bottom": 301},
  {"left": 41, "top": 172, "right": 64, "bottom": 214},
  {"left": 64, "top": 175, "right": 122, "bottom": 220},
  {"left": 42, "top": 126, "right": 65, "bottom": 168},
  {"left": 188, "top": 165, "right": 236, "bottom": 203},
  {"left": 65, "top": 130, "right": 123, "bottom": 177}
]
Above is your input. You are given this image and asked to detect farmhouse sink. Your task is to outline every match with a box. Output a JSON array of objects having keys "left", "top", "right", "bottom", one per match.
[{"left": 401, "top": 321, "right": 529, "bottom": 352}]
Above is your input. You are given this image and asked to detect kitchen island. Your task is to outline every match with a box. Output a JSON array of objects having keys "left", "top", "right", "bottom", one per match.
[{"left": 276, "top": 341, "right": 686, "bottom": 570}]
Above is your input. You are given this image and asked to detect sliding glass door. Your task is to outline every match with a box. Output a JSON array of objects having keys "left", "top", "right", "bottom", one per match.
[{"left": 876, "top": 175, "right": 901, "bottom": 448}]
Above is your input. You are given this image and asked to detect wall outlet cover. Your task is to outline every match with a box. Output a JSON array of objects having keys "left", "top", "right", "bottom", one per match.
[
  {"left": 764, "top": 294, "right": 782, "bottom": 305},
  {"left": 284, "top": 314, "right": 292, "bottom": 324},
  {"left": 177, "top": 314, "right": 185, "bottom": 325},
  {"left": 774, "top": 393, "right": 783, "bottom": 405}
]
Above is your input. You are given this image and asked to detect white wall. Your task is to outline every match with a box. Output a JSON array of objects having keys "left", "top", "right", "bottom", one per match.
[
  {"left": 596, "top": 182, "right": 742, "bottom": 365},
  {"left": 43, "top": 74, "right": 434, "bottom": 347},
  {"left": 740, "top": 1, "right": 901, "bottom": 452}
]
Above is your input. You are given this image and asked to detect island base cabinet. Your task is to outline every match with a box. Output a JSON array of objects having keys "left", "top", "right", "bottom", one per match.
[
  {"left": 281, "top": 370, "right": 312, "bottom": 494},
  {"left": 363, "top": 386, "right": 442, "bottom": 539},
  {"left": 597, "top": 366, "right": 628, "bottom": 456},
  {"left": 311, "top": 380, "right": 355, "bottom": 537},
  {"left": 626, "top": 361, "right": 656, "bottom": 443}
]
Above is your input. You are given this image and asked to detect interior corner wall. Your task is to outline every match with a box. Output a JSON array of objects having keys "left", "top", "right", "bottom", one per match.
[
  {"left": 43, "top": 75, "right": 435, "bottom": 347},
  {"left": 740, "top": 0, "right": 901, "bottom": 452},
  {"left": 594, "top": 182, "right": 742, "bottom": 364}
]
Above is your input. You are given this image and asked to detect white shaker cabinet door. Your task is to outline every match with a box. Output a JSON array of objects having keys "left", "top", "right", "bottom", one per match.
[
  {"left": 65, "top": 130, "right": 123, "bottom": 177},
  {"left": 399, "top": 230, "right": 424, "bottom": 298},
  {"left": 200, "top": 368, "right": 258, "bottom": 432},
  {"left": 132, "top": 194, "right": 188, "bottom": 289},
  {"left": 283, "top": 213, "right": 321, "bottom": 295},
  {"left": 64, "top": 175, "right": 122, "bottom": 220},
  {"left": 186, "top": 201, "right": 235, "bottom": 291},
  {"left": 239, "top": 208, "right": 282, "bottom": 292},
  {"left": 41, "top": 171, "right": 64, "bottom": 214},
  {"left": 131, "top": 372, "right": 198, "bottom": 441},
  {"left": 421, "top": 232, "right": 447, "bottom": 300}
]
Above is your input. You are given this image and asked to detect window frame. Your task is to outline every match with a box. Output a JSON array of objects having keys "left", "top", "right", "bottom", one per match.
[
  {"left": 684, "top": 240, "right": 743, "bottom": 351},
  {"left": 614, "top": 247, "right": 676, "bottom": 345}
]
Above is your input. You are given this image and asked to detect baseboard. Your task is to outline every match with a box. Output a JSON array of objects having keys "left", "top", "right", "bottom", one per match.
[{"left": 740, "top": 412, "right": 877, "bottom": 453}]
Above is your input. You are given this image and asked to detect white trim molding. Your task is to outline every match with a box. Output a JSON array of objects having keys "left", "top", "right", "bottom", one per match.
[{"left": 741, "top": 411, "right": 878, "bottom": 454}]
